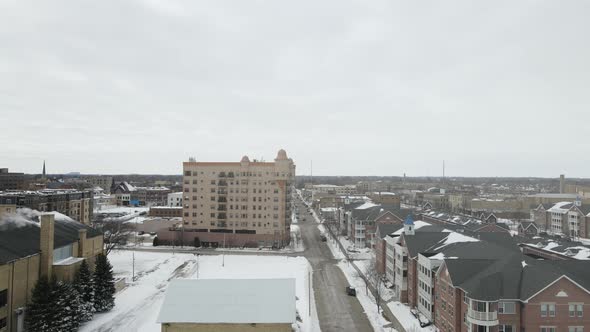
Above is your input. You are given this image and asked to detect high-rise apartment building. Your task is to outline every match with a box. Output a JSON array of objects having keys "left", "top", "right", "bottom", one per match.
[{"left": 173, "top": 149, "right": 295, "bottom": 248}]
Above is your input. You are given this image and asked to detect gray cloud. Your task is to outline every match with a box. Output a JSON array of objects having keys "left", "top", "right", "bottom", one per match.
[{"left": 0, "top": 0, "right": 588, "bottom": 177}]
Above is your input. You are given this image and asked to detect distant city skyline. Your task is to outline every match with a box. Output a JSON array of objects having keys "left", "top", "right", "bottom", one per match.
[{"left": 1, "top": 1, "right": 589, "bottom": 177}]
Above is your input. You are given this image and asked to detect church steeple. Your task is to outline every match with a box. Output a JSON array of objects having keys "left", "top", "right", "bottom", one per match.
[
  {"left": 42, "top": 160, "right": 46, "bottom": 178},
  {"left": 404, "top": 214, "right": 415, "bottom": 236}
]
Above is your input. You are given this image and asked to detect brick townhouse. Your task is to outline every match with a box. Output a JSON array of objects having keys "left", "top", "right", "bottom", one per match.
[
  {"left": 438, "top": 258, "right": 589, "bottom": 332},
  {"left": 387, "top": 217, "right": 590, "bottom": 332}
]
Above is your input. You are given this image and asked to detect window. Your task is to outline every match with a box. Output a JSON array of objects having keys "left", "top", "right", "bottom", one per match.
[
  {"left": 499, "top": 325, "right": 513, "bottom": 332},
  {"left": 53, "top": 244, "right": 73, "bottom": 262},
  {"left": 569, "top": 327, "right": 583, "bottom": 332},
  {"left": 0, "top": 289, "right": 7, "bottom": 307},
  {"left": 570, "top": 303, "right": 584, "bottom": 317},
  {"left": 540, "top": 328, "right": 556, "bottom": 332},
  {"left": 499, "top": 302, "right": 515, "bottom": 314},
  {"left": 540, "top": 303, "right": 556, "bottom": 317},
  {"left": 0, "top": 317, "right": 6, "bottom": 329}
]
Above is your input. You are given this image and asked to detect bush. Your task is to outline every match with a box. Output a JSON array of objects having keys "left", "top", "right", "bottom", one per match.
[{"left": 153, "top": 236, "right": 159, "bottom": 247}]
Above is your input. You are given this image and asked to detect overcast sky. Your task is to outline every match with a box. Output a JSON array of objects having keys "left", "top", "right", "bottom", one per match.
[{"left": 1, "top": 0, "right": 588, "bottom": 177}]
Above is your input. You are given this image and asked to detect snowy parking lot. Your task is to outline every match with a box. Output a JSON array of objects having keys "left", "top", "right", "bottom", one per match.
[{"left": 80, "top": 250, "right": 320, "bottom": 332}]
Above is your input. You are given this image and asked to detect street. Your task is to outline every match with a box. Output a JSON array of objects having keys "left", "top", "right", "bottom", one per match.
[{"left": 294, "top": 196, "right": 374, "bottom": 332}]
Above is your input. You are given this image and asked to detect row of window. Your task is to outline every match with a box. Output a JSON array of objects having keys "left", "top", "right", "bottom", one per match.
[
  {"left": 541, "top": 327, "right": 584, "bottom": 332},
  {"left": 541, "top": 303, "right": 583, "bottom": 317},
  {"left": 184, "top": 170, "right": 292, "bottom": 178}
]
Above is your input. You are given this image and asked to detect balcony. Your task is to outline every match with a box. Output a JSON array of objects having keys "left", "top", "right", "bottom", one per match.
[
  {"left": 217, "top": 213, "right": 227, "bottom": 220},
  {"left": 218, "top": 197, "right": 227, "bottom": 203},
  {"left": 467, "top": 308, "right": 498, "bottom": 326},
  {"left": 217, "top": 190, "right": 227, "bottom": 195},
  {"left": 218, "top": 180, "right": 228, "bottom": 186},
  {"left": 227, "top": 172, "right": 234, "bottom": 178},
  {"left": 218, "top": 172, "right": 226, "bottom": 178},
  {"left": 217, "top": 222, "right": 227, "bottom": 228},
  {"left": 217, "top": 206, "right": 227, "bottom": 211}
]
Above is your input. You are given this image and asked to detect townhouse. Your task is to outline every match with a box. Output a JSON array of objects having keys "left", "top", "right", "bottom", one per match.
[{"left": 531, "top": 201, "right": 590, "bottom": 238}]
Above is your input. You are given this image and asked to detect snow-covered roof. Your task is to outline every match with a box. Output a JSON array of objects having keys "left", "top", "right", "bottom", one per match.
[
  {"left": 320, "top": 207, "right": 338, "bottom": 212},
  {"left": 547, "top": 201, "right": 573, "bottom": 214},
  {"left": 157, "top": 278, "right": 296, "bottom": 324},
  {"left": 354, "top": 202, "right": 378, "bottom": 210},
  {"left": 433, "top": 232, "right": 480, "bottom": 250},
  {"left": 392, "top": 220, "right": 431, "bottom": 235}
]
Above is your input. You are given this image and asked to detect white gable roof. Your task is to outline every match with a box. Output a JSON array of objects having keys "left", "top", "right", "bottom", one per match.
[{"left": 157, "top": 278, "right": 296, "bottom": 324}]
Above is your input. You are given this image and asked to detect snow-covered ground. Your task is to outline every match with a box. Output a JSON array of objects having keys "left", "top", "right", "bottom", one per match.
[
  {"left": 80, "top": 251, "right": 320, "bottom": 332},
  {"left": 387, "top": 301, "right": 436, "bottom": 332}
]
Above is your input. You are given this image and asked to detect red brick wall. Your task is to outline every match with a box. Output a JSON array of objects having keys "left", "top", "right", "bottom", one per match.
[
  {"left": 436, "top": 264, "right": 461, "bottom": 332},
  {"left": 375, "top": 238, "right": 386, "bottom": 275},
  {"left": 408, "top": 257, "right": 418, "bottom": 308},
  {"left": 497, "top": 301, "right": 521, "bottom": 332},
  {"left": 522, "top": 277, "right": 590, "bottom": 331}
]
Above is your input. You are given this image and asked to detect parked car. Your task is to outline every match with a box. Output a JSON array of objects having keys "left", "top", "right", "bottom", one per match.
[
  {"left": 320, "top": 235, "right": 327, "bottom": 242},
  {"left": 345, "top": 286, "right": 356, "bottom": 296}
]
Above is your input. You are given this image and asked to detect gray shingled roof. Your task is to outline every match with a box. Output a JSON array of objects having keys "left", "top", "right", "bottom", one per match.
[
  {"left": 444, "top": 254, "right": 590, "bottom": 301},
  {"left": 376, "top": 223, "right": 403, "bottom": 239},
  {"left": 0, "top": 218, "right": 101, "bottom": 264}
]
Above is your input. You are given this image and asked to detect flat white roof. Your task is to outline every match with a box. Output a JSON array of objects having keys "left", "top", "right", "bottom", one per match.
[{"left": 157, "top": 278, "right": 296, "bottom": 324}]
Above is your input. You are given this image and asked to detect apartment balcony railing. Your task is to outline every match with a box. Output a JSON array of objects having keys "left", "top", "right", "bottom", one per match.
[
  {"left": 218, "top": 197, "right": 227, "bottom": 203},
  {"left": 217, "top": 190, "right": 227, "bottom": 195},
  {"left": 218, "top": 181, "right": 228, "bottom": 186},
  {"left": 218, "top": 172, "right": 226, "bottom": 178},
  {"left": 217, "top": 206, "right": 227, "bottom": 211},
  {"left": 217, "top": 213, "right": 227, "bottom": 220},
  {"left": 217, "top": 222, "right": 227, "bottom": 228},
  {"left": 466, "top": 308, "right": 498, "bottom": 327},
  {"left": 355, "top": 225, "right": 366, "bottom": 231},
  {"left": 227, "top": 172, "right": 235, "bottom": 178}
]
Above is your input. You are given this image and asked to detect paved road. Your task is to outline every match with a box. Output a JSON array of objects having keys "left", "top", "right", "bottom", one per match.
[{"left": 294, "top": 197, "right": 374, "bottom": 332}]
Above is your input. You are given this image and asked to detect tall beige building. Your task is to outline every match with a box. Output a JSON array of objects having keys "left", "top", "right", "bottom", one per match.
[{"left": 169, "top": 150, "right": 295, "bottom": 248}]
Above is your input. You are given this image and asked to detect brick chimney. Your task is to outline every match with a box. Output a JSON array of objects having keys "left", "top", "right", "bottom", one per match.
[
  {"left": 40, "top": 213, "right": 55, "bottom": 277},
  {"left": 78, "top": 228, "right": 88, "bottom": 258}
]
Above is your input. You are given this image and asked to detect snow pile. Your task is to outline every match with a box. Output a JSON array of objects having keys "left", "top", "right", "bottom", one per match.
[{"left": 387, "top": 301, "right": 436, "bottom": 332}]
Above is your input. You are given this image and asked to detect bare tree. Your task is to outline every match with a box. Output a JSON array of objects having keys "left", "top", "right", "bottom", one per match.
[
  {"left": 93, "top": 216, "right": 135, "bottom": 255},
  {"left": 364, "top": 256, "right": 385, "bottom": 313}
]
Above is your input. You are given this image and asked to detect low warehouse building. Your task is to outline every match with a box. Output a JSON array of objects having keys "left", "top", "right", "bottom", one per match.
[{"left": 157, "top": 278, "right": 295, "bottom": 332}]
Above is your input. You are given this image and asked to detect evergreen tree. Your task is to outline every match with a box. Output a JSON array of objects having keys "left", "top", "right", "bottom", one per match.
[
  {"left": 25, "top": 276, "right": 54, "bottom": 332},
  {"left": 93, "top": 253, "right": 116, "bottom": 312},
  {"left": 74, "top": 259, "right": 95, "bottom": 322},
  {"left": 51, "top": 280, "right": 81, "bottom": 332}
]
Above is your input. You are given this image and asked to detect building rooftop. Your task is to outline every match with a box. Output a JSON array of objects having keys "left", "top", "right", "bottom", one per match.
[
  {"left": 0, "top": 209, "right": 101, "bottom": 264},
  {"left": 157, "top": 278, "right": 296, "bottom": 324}
]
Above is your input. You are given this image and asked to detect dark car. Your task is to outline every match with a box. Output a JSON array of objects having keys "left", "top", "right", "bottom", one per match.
[
  {"left": 345, "top": 286, "right": 356, "bottom": 296},
  {"left": 320, "top": 235, "right": 327, "bottom": 242}
]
